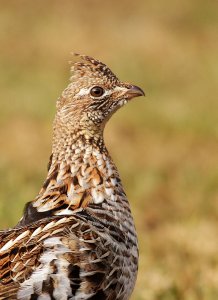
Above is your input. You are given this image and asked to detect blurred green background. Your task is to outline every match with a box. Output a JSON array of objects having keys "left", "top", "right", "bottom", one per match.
[{"left": 0, "top": 0, "right": 218, "bottom": 299}]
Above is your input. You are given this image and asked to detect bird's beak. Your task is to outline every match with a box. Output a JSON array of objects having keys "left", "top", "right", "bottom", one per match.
[{"left": 123, "top": 85, "right": 145, "bottom": 100}]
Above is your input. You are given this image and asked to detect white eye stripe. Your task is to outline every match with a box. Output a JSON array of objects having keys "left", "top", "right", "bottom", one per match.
[
  {"left": 113, "top": 86, "right": 127, "bottom": 93},
  {"left": 76, "top": 87, "right": 111, "bottom": 98},
  {"left": 76, "top": 87, "right": 90, "bottom": 97},
  {"left": 76, "top": 86, "right": 126, "bottom": 97}
]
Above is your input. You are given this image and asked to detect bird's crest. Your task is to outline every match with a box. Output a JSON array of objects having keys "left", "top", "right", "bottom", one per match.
[{"left": 69, "top": 53, "right": 119, "bottom": 86}]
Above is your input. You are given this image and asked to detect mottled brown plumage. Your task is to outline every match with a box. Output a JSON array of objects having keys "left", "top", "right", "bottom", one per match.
[{"left": 0, "top": 54, "right": 144, "bottom": 299}]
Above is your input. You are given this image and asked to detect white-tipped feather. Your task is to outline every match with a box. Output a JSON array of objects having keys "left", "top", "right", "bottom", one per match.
[{"left": 18, "top": 237, "right": 72, "bottom": 300}]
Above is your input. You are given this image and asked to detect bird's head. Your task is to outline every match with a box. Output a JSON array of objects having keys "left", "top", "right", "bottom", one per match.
[{"left": 55, "top": 54, "right": 145, "bottom": 136}]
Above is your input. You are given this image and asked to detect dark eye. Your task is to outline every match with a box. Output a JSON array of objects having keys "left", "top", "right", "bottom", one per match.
[{"left": 90, "top": 86, "right": 104, "bottom": 97}]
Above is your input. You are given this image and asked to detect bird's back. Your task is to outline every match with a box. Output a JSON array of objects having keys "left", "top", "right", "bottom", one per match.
[{"left": 0, "top": 210, "right": 138, "bottom": 299}]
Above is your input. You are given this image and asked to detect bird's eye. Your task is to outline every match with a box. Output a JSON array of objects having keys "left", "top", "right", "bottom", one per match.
[{"left": 90, "top": 86, "right": 104, "bottom": 97}]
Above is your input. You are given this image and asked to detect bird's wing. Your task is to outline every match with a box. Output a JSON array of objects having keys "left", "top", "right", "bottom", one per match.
[{"left": 0, "top": 214, "right": 117, "bottom": 300}]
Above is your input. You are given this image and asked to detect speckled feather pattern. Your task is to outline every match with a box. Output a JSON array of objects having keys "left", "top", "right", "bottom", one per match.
[{"left": 0, "top": 54, "right": 144, "bottom": 299}]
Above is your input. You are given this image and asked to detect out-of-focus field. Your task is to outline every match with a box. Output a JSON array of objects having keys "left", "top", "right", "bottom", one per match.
[{"left": 0, "top": 1, "right": 218, "bottom": 299}]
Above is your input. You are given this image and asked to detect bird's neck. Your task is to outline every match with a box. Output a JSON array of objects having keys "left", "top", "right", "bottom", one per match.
[
  {"left": 29, "top": 125, "right": 123, "bottom": 218},
  {"left": 51, "top": 120, "right": 106, "bottom": 167}
]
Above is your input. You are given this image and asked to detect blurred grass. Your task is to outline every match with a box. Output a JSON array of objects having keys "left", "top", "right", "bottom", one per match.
[{"left": 0, "top": 0, "right": 218, "bottom": 299}]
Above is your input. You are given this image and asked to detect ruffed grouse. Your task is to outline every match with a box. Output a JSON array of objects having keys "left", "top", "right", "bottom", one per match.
[{"left": 0, "top": 54, "right": 144, "bottom": 300}]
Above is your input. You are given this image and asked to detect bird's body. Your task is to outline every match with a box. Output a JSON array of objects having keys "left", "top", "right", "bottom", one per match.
[{"left": 0, "top": 54, "right": 144, "bottom": 299}]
